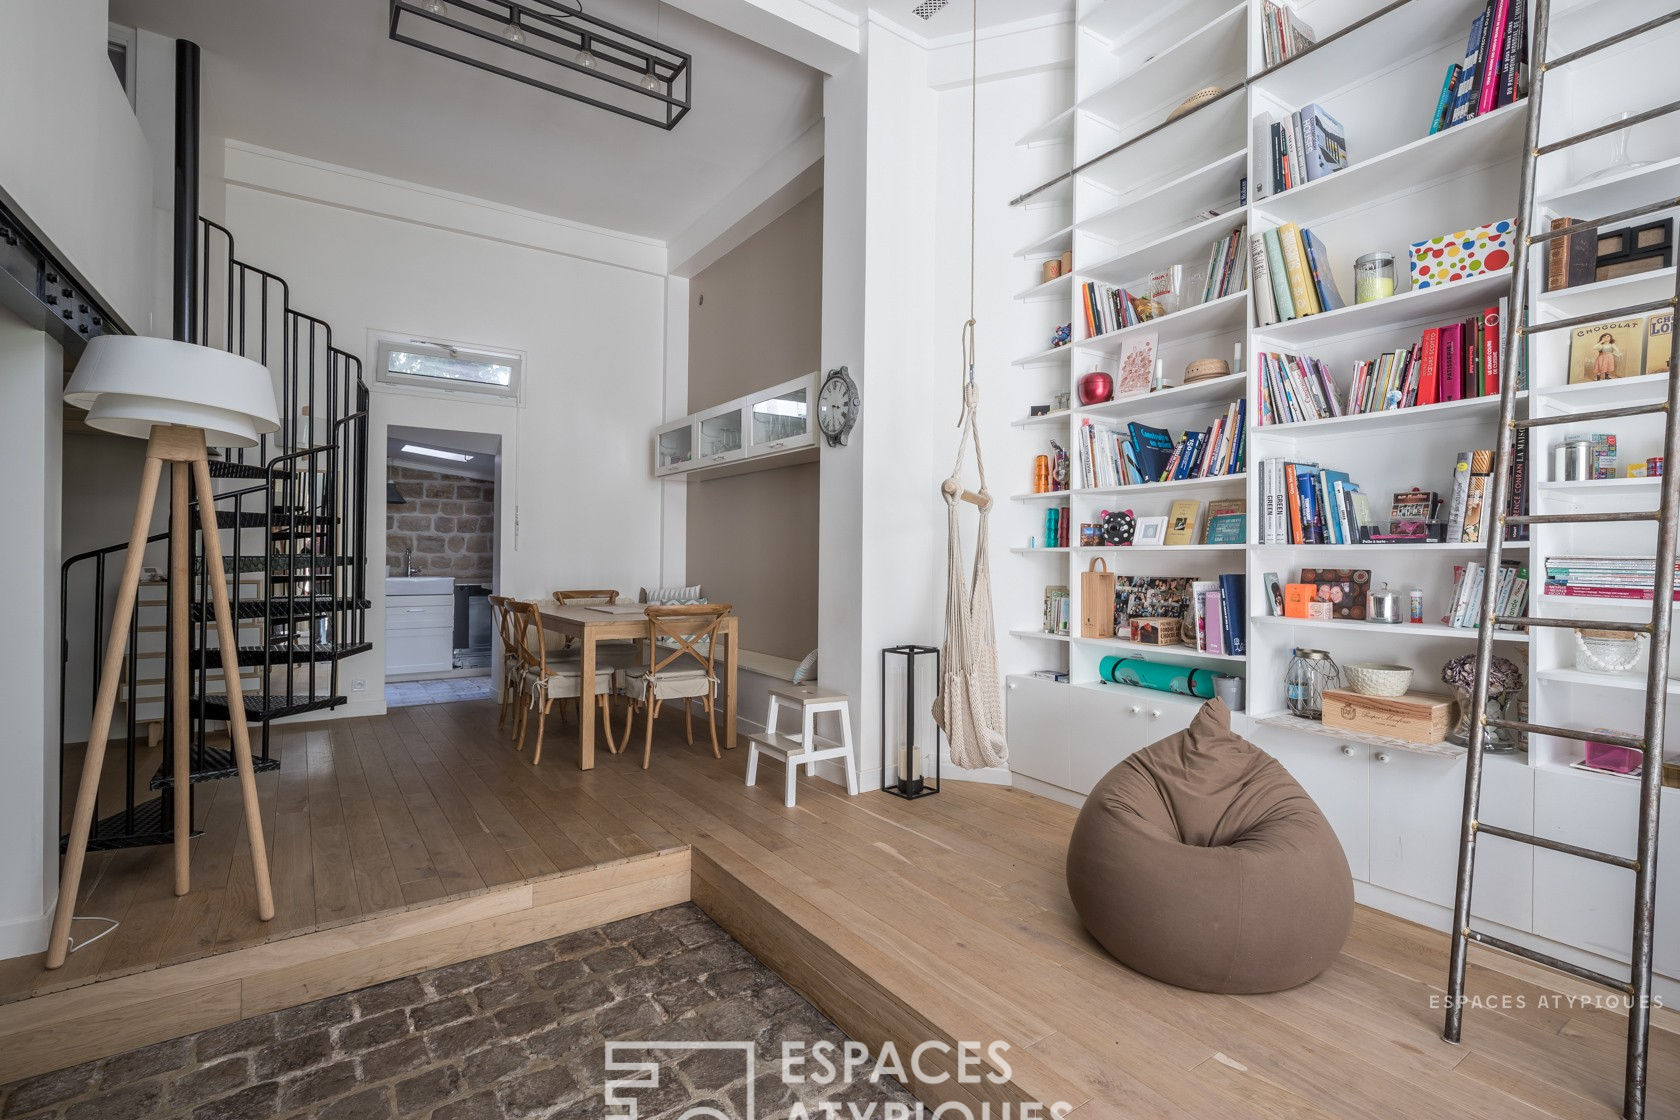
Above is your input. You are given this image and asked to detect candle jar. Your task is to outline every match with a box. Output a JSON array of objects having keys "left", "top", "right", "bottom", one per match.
[
  {"left": 1354, "top": 252, "right": 1396, "bottom": 303},
  {"left": 1285, "top": 648, "right": 1342, "bottom": 720}
]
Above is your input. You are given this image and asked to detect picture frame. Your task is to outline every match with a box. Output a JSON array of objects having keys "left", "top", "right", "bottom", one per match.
[{"left": 1134, "top": 516, "right": 1168, "bottom": 547}]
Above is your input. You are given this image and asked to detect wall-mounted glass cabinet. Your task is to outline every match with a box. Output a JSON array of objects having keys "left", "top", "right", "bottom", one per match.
[
  {"left": 747, "top": 378, "right": 813, "bottom": 457},
  {"left": 654, "top": 419, "right": 696, "bottom": 476},
  {"left": 652, "top": 373, "right": 818, "bottom": 478}
]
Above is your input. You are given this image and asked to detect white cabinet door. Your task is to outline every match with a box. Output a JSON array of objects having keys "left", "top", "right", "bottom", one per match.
[
  {"left": 1004, "top": 675, "right": 1070, "bottom": 791},
  {"left": 1368, "top": 752, "right": 1533, "bottom": 931},
  {"left": 387, "top": 627, "right": 452, "bottom": 675},
  {"left": 654, "top": 419, "right": 696, "bottom": 476},
  {"left": 1064, "top": 685, "right": 1204, "bottom": 796},
  {"left": 1258, "top": 731, "right": 1371, "bottom": 881},
  {"left": 745, "top": 375, "right": 816, "bottom": 458},
  {"left": 1534, "top": 768, "right": 1678, "bottom": 975}
]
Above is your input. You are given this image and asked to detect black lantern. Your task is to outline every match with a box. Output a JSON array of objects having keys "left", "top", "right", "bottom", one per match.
[{"left": 880, "top": 644, "right": 941, "bottom": 799}]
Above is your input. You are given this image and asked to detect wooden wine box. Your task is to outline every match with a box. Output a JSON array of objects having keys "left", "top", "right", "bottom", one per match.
[
  {"left": 1321, "top": 689, "right": 1455, "bottom": 745},
  {"left": 1080, "top": 558, "right": 1116, "bottom": 638}
]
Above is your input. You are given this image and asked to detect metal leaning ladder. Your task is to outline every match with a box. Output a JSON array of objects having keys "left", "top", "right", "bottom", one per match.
[{"left": 1443, "top": 4, "right": 1680, "bottom": 1118}]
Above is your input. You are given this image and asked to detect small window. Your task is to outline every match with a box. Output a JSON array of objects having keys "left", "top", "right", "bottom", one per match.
[{"left": 375, "top": 337, "right": 523, "bottom": 401}]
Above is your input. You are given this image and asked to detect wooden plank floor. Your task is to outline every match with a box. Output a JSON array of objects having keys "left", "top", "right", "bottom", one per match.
[{"left": 10, "top": 696, "right": 1678, "bottom": 1117}]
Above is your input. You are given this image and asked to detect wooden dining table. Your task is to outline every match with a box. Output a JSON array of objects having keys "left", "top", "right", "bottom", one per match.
[{"left": 537, "top": 601, "right": 739, "bottom": 770}]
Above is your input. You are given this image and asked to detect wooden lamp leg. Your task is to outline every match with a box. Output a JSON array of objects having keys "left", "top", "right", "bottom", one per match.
[
  {"left": 45, "top": 456, "right": 164, "bottom": 969},
  {"left": 170, "top": 464, "right": 192, "bottom": 896},
  {"left": 190, "top": 453, "right": 275, "bottom": 923}
]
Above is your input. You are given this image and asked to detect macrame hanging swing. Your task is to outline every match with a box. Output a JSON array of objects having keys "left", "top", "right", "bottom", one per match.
[{"left": 934, "top": 0, "right": 1008, "bottom": 771}]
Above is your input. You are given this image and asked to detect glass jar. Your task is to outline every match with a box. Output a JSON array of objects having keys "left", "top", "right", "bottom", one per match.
[
  {"left": 1354, "top": 252, "right": 1396, "bottom": 303},
  {"left": 1285, "top": 648, "right": 1342, "bottom": 720}
]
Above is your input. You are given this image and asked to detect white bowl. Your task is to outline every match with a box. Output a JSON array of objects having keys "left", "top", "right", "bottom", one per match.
[{"left": 1344, "top": 662, "right": 1413, "bottom": 697}]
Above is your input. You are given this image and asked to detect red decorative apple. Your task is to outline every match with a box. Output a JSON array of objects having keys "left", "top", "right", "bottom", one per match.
[{"left": 1078, "top": 371, "right": 1114, "bottom": 405}]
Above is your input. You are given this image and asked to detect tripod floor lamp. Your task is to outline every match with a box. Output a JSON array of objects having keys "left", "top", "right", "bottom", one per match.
[{"left": 48, "top": 335, "right": 281, "bottom": 969}]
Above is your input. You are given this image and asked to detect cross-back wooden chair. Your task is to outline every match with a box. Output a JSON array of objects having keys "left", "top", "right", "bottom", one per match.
[
  {"left": 487, "top": 594, "right": 521, "bottom": 732},
  {"left": 508, "top": 599, "right": 618, "bottom": 765},
  {"left": 618, "top": 604, "right": 733, "bottom": 770}
]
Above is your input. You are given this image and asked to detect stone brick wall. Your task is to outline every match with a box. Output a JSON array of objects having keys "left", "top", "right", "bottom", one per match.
[{"left": 386, "top": 465, "right": 494, "bottom": 581}]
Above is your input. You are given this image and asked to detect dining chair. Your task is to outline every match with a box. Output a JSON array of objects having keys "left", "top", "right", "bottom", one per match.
[
  {"left": 487, "top": 594, "right": 521, "bottom": 733},
  {"left": 618, "top": 604, "right": 732, "bottom": 770},
  {"left": 508, "top": 599, "right": 618, "bottom": 765}
]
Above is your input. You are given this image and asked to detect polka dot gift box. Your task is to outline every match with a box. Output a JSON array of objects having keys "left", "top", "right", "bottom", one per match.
[{"left": 1408, "top": 219, "right": 1515, "bottom": 290}]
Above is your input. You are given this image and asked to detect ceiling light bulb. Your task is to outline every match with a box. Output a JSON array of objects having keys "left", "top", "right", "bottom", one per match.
[
  {"left": 640, "top": 68, "right": 661, "bottom": 92},
  {"left": 575, "top": 46, "right": 598, "bottom": 70},
  {"left": 502, "top": 17, "right": 526, "bottom": 44},
  {"left": 420, "top": 0, "right": 448, "bottom": 14}
]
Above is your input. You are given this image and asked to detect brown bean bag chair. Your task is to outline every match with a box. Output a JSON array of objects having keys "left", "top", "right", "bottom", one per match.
[{"left": 1066, "top": 698, "right": 1353, "bottom": 993}]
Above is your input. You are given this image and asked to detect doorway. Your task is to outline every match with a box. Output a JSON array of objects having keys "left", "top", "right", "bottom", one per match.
[{"left": 384, "top": 424, "right": 501, "bottom": 707}]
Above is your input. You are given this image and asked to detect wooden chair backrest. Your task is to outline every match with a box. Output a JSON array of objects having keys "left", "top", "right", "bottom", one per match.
[
  {"left": 488, "top": 594, "right": 517, "bottom": 659},
  {"left": 507, "top": 599, "right": 553, "bottom": 682},
  {"left": 552, "top": 589, "right": 620, "bottom": 606},
  {"left": 644, "top": 604, "right": 732, "bottom": 678}
]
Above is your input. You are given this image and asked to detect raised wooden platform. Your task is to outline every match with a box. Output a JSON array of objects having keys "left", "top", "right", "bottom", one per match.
[{"left": 4, "top": 697, "right": 1676, "bottom": 1116}]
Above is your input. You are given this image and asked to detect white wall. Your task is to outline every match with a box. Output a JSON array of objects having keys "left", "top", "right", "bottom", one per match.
[
  {"left": 0, "top": 0, "right": 154, "bottom": 331},
  {"left": 0, "top": 308, "right": 64, "bottom": 957},
  {"left": 219, "top": 149, "right": 670, "bottom": 713}
]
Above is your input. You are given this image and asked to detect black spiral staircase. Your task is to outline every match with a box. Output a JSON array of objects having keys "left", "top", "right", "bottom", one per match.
[{"left": 57, "top": 214, "right": 371, "bottom": 850}]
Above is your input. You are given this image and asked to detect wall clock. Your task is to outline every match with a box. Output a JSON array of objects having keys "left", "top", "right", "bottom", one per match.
[{"left": 817, "top": 366, "right": 860, "bottom": 447}]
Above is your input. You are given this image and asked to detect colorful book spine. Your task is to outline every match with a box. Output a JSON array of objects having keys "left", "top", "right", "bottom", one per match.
[
  {"left": 1263, "top": 228, "right": 1296, "bottom": 321},
  {"left": 1477, "top": 0, "right": 1511, "bottom": 118},
  {"left": 1277, "top": 224, "right": 1318, "bottom": 317},
  {"left": 1431, "top": 64, "right": 1461, "bottom": 133},
  {"left": 1446, "top": 450, "right": 1473, "bottom": 542},
  {"left": 1450, "top": 12, "right": 1486, "bottom": 126}
]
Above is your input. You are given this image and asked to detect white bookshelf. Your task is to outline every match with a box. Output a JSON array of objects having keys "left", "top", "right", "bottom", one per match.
[{"left": 1005, "top": 0, "right": 1679, "bottom": 754}]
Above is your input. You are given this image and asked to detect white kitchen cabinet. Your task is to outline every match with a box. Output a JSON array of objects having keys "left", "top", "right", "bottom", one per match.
[
  {"left": 746, "top": 374, "right": 817, "bottom": 458},
  {"left": 1368, "top": 751, "right": 1533, "bottom": 932},
  {"left": 1533, "top": 767, "right": 1678, "bottom": 976},
  {"left": 695, "top": 403, "right": 746, "bottom": 469},
  {"left": 654, "top": 418, "right": 696, "bottom": 476},
  {"left": 386, "top": 591, "right": 453, "bottom": 676}
]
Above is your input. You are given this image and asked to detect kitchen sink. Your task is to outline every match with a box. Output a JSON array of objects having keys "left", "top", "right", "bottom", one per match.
[{"left": 387, "top": 576, "right": 455, "bottom": 596}]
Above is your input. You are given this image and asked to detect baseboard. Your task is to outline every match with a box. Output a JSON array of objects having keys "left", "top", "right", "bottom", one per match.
[
  {"left": 0, "top": 849, "right": 688, "bottom": 1084},
  {"left": 0, "top": 905, "right": 51, "bottom": 961}
]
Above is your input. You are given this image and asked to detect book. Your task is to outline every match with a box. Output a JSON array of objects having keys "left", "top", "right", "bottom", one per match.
[
  {"left": 1300, "top": 104, "right": 1348, "bottom": 182},
  {"left": 1263, "top": 228, "right": 1296, "bottom": 321},
  {"left": 1446, "top": 451, "right": 1473, "bottom": 542},
  {"left": 1277, "top": 224, "right": 1319, "bottom": 316},
  {"left": 1482, "top": 304, "right": 1501, "bottom": 395},
  {"left": 1418, "top": 327, "right": 1441, "bottom": 405},
  {"left": 1645, "top": 312, "right": 1673, "bottom": 376},
  {"left": 1250, "top": 233, "right": 1279, "bottom": 326},
  {"left": 1430, "top": 64, "right": 1461, "bottom": 133},
  {"left": 1462, "top": 449, "right": 1495, "bottom": 543},
  {"left": 1440, "top": 323, "right": 1464, "bottom": 401},
  {"left": 1466, "top": 2, "right": 1496, "bottom": 121},
  {"left": 1300, "top": 228, "right": 1345, "bottom": 312},
  {"left": 1568, "top": 317, "right": 1643, "bottom": 383},
  {"left": 1219, "top": 574, "right": 1246, "bottom": 655},
  {"left": 1129, "top": 421, "right": 1176, "bottom": 481},
  {"left": 1116, "top": 331, "right": 1158, "bottom": 395},
  {"left": 1546, "top": 217, "right": 1599, "bottom": 291},
  {"left": 1499, "top": 0, "right": 1527, "bottom": 106},
  {"left": 1449, "top": 10, "right": 1486, "bottom": 127},
  {"left": 1203, "top": 591, "right": 1226, "bottom": 655},
  {"left": 1477, "top": 0, "right": 1512, "bottom": 118}
]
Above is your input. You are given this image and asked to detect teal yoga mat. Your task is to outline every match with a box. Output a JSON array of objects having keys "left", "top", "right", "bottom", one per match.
[{"left": 1098, "top": 656, "right": 1217, "bottom": 699}]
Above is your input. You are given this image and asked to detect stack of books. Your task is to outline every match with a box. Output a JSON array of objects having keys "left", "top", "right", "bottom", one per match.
[
  {"left": 1545, "top": 557, "right": 1680, "bottom": 601},
  {"left": 1260, "top": 104, "right": 1347, "bottom": 195},
  {"left": 1431, "top": 0, "right": 1528, "bottom": 134},
  {"left": 1252, "top": 223, "right": 1343, "bottom": 326},
  {"left": 1258, "top": 459, "right": 1375, "bottom": 545},
  {"left": 1201, "top": 226, "right": 1248, "bottom": 303},
  {"left": 1078, "top": 407, "right": 1246, "bottom": 489},
  {"left": 1079, "top": 269, "right": 1181, "bottom": 338},
  {"left": 1444, "top": 560, "right": 1529, "bottom": 628},
  {"left": 1256, "top": 303, "right": 1512, "bottom": 424},
  {"left": 1260, "top": 1, "right": 1315, "bottom": 68},
  {"left": 1190, "top": 575, "right": 1247, "bottom": 656}
]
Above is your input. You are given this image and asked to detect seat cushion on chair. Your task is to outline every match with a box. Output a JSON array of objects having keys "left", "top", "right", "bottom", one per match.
[
  {"left": 524, "top": 665, "right": 615, "bottom": 699},
  {"left": 622, "top": 665, "right": 712, "bottom": 701},
  {"left": 1065, "top": 698, "right": 1353, "bottom": 994}
]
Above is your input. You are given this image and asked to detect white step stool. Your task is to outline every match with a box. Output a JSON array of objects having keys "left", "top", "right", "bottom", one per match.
[{"left": 746, "top": 683, "right": 859, "bottom": 807}]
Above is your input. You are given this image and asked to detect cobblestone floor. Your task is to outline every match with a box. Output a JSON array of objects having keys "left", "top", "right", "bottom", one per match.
[{"left": 0, "top": 905, "right": 918, "bottom": 1120}]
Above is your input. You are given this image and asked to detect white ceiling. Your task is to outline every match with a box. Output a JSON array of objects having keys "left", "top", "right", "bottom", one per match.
[
  {"left": 110, "top": 0, "right": 824, "bottom": 242},
  {"left": 839, "top": 0, "right": 1072, "bottom": 40}
]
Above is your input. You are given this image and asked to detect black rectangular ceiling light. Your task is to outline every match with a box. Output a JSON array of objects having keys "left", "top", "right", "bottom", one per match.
[{"left": 389, "top": 0, "right": 692, "bottom": 130}]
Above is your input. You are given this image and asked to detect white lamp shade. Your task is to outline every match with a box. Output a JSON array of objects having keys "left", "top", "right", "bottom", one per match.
[{"left": 65, "top": 336, "right": 281, "bottom": 448}]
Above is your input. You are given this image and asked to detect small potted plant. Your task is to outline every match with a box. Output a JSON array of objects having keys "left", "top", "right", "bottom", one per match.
[{"left": 1441, "top": 654, "right": 1524, "bottom": 751}]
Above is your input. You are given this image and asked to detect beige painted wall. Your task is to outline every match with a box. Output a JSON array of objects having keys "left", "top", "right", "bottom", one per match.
[{"left": 686, "top": 191, "right": 822, "bottom": 660}]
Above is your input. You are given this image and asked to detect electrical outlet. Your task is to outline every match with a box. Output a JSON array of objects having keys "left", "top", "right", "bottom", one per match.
[{"left": 352, "top": 679, "right": 367, "bottom": 693}]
